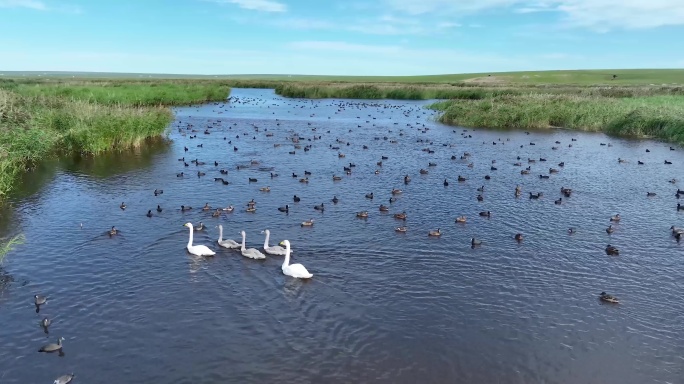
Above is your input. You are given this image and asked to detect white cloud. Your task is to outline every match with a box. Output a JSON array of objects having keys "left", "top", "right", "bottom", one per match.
[
  {"left": 0, "top": 0, "right": 48, "bottom": 10},
  {"left": 382, "top": 0, "right": 684, "bottom": 30},
  {"left": 206, "top": 0, "right": 286, "bottom": 12}
]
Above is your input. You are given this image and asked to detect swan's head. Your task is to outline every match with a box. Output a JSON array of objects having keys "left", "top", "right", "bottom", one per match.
[
  {"left": 183, "top": 222, "right": 192, "bottom": 228},
  {"left": 279, "top": 240, "right": 290, "bottom": 247},
  {"left": 240, "top": 230, "right": 246, "bottom": 236}
]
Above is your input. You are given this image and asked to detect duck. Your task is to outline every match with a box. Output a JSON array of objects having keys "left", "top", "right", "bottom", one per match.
[
  {"left": 41, "top": 317, "right": 51, "bottom": 330},
  {"left": 605, "top": 244, "right": 619, "bottom": 255},
  {"left": 332, "top": 175, "right": 342, "bottom": 181},
  {"left": 606, "top": 225, "right": 614, "bottom": 234},
  {"left": 314, "top": 203, "right": 325, "bottom": 211},
  {"left": 183, "top": 223, "right": 214, "bottom": 256},
  {"left": 301, "top": 218, "right": 314, "bottom": 227},
  {"left": 119, "top": 202, "right": 126, "bottom": 210},
  {"left": 395, "top": 226, "right": 407, "bottom": 233},
  {"left": 194, "top": 222, "right": 205, "bottom": 231},
  {"left": 53, "top": 373, "right": 75, "bottom": 384},
  {"left": 599, "top": 292, "right": 619, "bottom": 304},
  {"left": 202, "top": 203, "right": 211, "bottom": 211},
  {"left": 108, "top": 226, "right": 119, "bottom": 236},
  {"left": 479, "top": 211, "right": 491, "bottom": 217},
  {"left": 222, "top": 205, "right": 234, "bottom": 212},
  {"left": 555, "top": 198, "right": 562, "bottom": 205},
  {"left": 458, "top": 176, "right": 466, "bottom": 182},
  {"left": 365, "top": 192, "right": 374, "bottom": 199},
  {"left": 428, "top": 229, "right": 441, "bottom": 237},
  {"left": 34, "top": 294, "right": 48, "bottom": 306},
  {"left": 279, "top": 240, "right": 312, "bottom": 279},
  {"left": 393, "top": 211, "right": 407, "bottom": 220},
  {"left": 146, "top": 210, "right": 153, "bottom": 218},
  {"left": 671, "top": 226, "right": 684, "bottom": 236},
  {"left": 155, "top": 204, "right": 163, "bottom": 213},
  {"left": 391, "top": 188, "right": 402, "bottom": 195},
  {"left": 260, "top": 186, "right": 271, "bottom": 192},
  {"left": 379, "top": 204, "right": 389, "bottom": 212},
  {"left": 216, "top": 225, "right": 240, "bottom": 249},
  {"left": 476, "top": 194, "right": 484, "bottom": 202},
  {"left": 278, "top": 205, "right": 289, "bottom": 213},
  {"left": 299, "top": 178, "right": 309, "bottom": 183},
  {"left": 568, "top": 228, "right": 575, "bottom": 234},
  {"left": 39, "top": 337, "right": 65, "bottom": 353},
  {"left": 261, "top": 229, "right": 287, "bottom": 255},
  {"left": 212, "top": 209, "right": 221, "bottom": 218},
  {"left": 455, "top": 216, "right": 466, "bottom": 223},
  {"left": 514, "top": 233, "right": 523, "bottom": 242},
  {"left": 239, "top": 231, "right": 266, "bottom": 259},
  {"left": 678, "top": 203, "right": 684, "bottom": 211},
  {"left": 529, "top": 192, "right": 542, "bottom": 199},
  {"left": 293, "top": 195, "right": 301, "bottom": 202},
  {"left": 610, "top": 214, "right": 621, "bottom": 222},
  {"left": 356, "top": 211, "right": 369, "bottom": 218},
  {"left": 246, "top": 206, "right": 256, "bottom": 213},
  {"left": 471, "top": 237, "right": 482, "bottom": 246},
  {"left": 332, "top": 195, "right": 339, "bottom": 204}
]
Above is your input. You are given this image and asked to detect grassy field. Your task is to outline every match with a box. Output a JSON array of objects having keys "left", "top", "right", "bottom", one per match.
[
  {"left": 0, "top": 79, "right": 231, "bottom": 200},
  {"left": 3, "top": 69, "right": 683, "bottom": 85}
]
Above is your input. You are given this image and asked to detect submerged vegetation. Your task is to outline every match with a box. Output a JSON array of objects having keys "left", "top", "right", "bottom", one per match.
[{"left": 0, "top": 79, "right": 231, "bottom": 199}]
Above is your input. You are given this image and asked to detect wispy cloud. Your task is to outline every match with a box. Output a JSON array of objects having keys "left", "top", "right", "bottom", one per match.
[
  {"left": 0, "top": 0, "right": 48, "bottom": 10},
  {"left": 205, "top": 0, "right": 286, "bottom": 12}
]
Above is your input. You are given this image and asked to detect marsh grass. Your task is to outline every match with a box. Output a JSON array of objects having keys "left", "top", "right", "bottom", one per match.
[
  {"left": 0, "top": 234, "right": 25, "bottom": 265},
  {"left": 0, "top": 80, "right": 230, "bottom": 200},
  {"left": 431, "top": 94, "right": 684, "bottom": 144}
]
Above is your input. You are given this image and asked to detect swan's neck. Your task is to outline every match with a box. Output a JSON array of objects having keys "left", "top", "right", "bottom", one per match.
[
  {"left": 187, "top": 226, "right": 194, "bottom": 247},
  {"left": 218, "top": 226, "right": 223, "bottom": 242},
  {"left": 241, "top": 233, "right": 246, "bottom": 250},
  {"left": 264, "top": 231, "right": 270, "bottom": 248},
  {"left": 283, "top": 244, "right": 291, "bottom": 268}
]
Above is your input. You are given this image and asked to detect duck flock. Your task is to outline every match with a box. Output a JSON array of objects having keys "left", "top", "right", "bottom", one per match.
[{"left": 24, "top": 91, "right": 684, "bottom": 382}]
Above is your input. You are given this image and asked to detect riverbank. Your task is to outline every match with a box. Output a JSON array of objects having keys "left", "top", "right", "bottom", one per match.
[
  {"left": 429, "top": 94, "right": 684, "bottom": 144},
  {"left": 0, "top": 79, "right": 231, "bottom": 200}
]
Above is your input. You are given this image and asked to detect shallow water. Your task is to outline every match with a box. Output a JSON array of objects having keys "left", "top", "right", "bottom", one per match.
[{"left": 1, "top": 88, "right": 683, "bottom": 384}]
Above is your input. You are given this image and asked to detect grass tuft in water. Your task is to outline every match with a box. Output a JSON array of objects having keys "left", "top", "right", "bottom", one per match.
[{"left": 0, "top": 234, "right": 25, "bottom": 265}]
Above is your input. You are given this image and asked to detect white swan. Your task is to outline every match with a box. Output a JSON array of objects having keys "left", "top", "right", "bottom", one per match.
[
  {"left": 261, "top": 229, "right": 288, "bottom": 255},
  {"left": 183, "top": 223, "right": 216, "bottom": 256},
  {"left": 217, "top": 225, "right": 240, "bottom": 249},
  {"left": 240, "top": 231, "right": 266, "bottom": 259},
  {"left": 280, "top": 240, "right": 312, "bottom": 279}
]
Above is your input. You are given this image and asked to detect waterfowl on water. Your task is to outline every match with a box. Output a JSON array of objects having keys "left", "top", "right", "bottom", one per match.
[
  {"left": 555, "top": 198, "right": 562, "bottom": 205},
  {"left": 301, "top": 218, "right": 314, "bottom": 227},
  {"left": 120, "top": 202, "right": 126, "bottom": 210},
  {"left": 108, "top": 226, "right": 119, "bottom": 236},
  {"left": 393, "top": 212, "right": 407, "bottom": 220},
  {"left": 395, "top": 226, "right": 407, "bottom": 233},
  {"left": 194, "top": 222, "right": 205, "bottom": 231},
  {"left": 146, "top": 210, "right": 153, "bottom": 218},
  {"left": 379, "top": 204, "right": 389, "bottom": 212},
  {"left": 53, "top": 373, "right": 75, "bottom": 384},
  {"left": 599, "top": 292, "right": 619, "bottom": 304},
  {"left": 278, "top": 205, "right": 289, "bottom": 212},
  {"left": 647, "top": 192, "right": 656, "bottom": 197},
  {"left": 479, "top": 211, "right": 491, "bottom": 217},
  {"left": 261, "top": 229, "right": 287, "bottom": 256},
  {"left": 356, "top": 211, "right": 369, "bottom": 218},
  {"left": 332, "top": 175, "right": 342, "bottom": 181},
  {"left": 671, "top": 226, "right": 684, "bottom": 236},
  {"left": 260, "top": 186, "right": 271, "bottom": 192},
  {"left": 455, "top": 216, "right": 466, "bottom": 223},
  {"left": 216, "top": 225, "right": 240, "bottom": 249},
  {"left": 332, "top": 195, "right": 339, "bottom": 204},
  {"left": 314, "top": 203, "right": 325, "bottom": 211},
  {"left": 41, "top": 317, "right": 51, "bottom": 330},
  {"left": 514, "top": 233, "right": 523, "bottom": 242},
  {"left": 610, "top": 214, "right": 621, "bottom": 222},
  {"left": 568, "top": 228, "right": 575, "bottom": 234},
  {"left": 239, "top": 231, "right": 266, "bottom": 259},
  {"left": 391, "top": 188, "right": 402, "bottom": 195},
  {"left": 279, "top": 240, "right": 312, "bottom": 279},
  {"left": 221, "top": 205, "right": 234, "bottom": 212},
  {"left": 365, "top": 192, "right": 374, "bottom": 199},
  {"left": 606, "top": 225, "right": 614, "bottom": 234},
  {"left": 299, "top": 178, "right": 309, "bottom": 183},
  {"left": 202, "top": 203, "right": 211, "bottom": 211},
  {"left": 476, "top": 195, "right": 484, "bottom": 202},
  {"left": 428, "top": 229, "right": 441, "bottom": 237},
  {"left": 39, "top": 337, "right": 64, "bottom": 353},
  {"left": 443, "top": 179, "right": 449, "bottom": 186},
  {"left": 458, "top": 176, "right": 466, "bottom": 182},
  {"left": 212, "top": 209, "right": 221, "bottom": 217},
  {"left": 293, "top": 195, "right": 301, "bottom": 202},
  {"left": 605, "top": 245, "right": 619, "bottom": 255},
  {"left": 471, "top": 237, "right": 482, "bottom": 246},
  {"left": 34, "top": 294, "right": 48, "bottom": 306},
  {"left": 177, "top": 172, "right": 185, "bottom": 177},
  {"left": 529, "top": 192, "right": 542, "bottom": 199}
]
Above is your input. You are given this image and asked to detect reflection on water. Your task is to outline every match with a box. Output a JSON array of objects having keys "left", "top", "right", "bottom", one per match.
[{"left": 0, "top": 88, "right": 683, "bottom": 384}]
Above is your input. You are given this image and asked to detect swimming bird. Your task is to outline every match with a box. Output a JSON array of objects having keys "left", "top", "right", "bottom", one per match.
[
  {"left": 279, "top": 240, "right": 312, "bottom": 279},
  {"left": 183, "top": 223, "right": 215, "bottom": 256},
  {"left": 239, "top": 231, "right": 266, "bottom": 259},
  {"left": 181, "top": 205, "right": 193, "bottom": 212},
  {"left": 146, "top": 210, "right": 153, "bottom": 218},
  {"left": 301, "top": 218, "right": 314, "bottom": 227},
  {"left": 212, "top": 209, "right": 221, "bottom": 218},
  {"left": 471, "top": 237, "right": 482, "bottom": 246},
  {"left": 356, "top": 211, "right": 369, "bottom": 218},
  {"left": 108, "top": 226, "right": 119, "bottom": 236},
  {"left": 443, "top": 179, "right": 449, "bottom": 186},
  {"left": 678, "top": 203, "right": 684, "bottom": 211},
  {"left": 156, "top": 205, "right": 163, "bottom": 213},
  {"left": 610, "top": 214, "right": 621, "bottom": 222},
  {"left": 479, "top": 211, "right": 491, "bottom": 217},
  {"left": 34, "top": 294, "right": 48, "bottom": 306},
  {"left": 568, "top": 228, "right": 575, "bottom": 234},
  {"left": 261, "top": 229, "right": 287, "bottom": 255},
  {"left": 154, "top": 189, "right": 163, "bottom": 196},
  {"left": 278, "top": 205, "right": 289, "bottom": 213},
  {"left": 202, "top": 203, "right": 211, "bottom": 211},
  {"left": 222, "top": 205, "right": 234, "bottom": 212},
  {"left": 293, "top": 195, "right": 301, "bottom": 202},
  {"left": 455, "top": 216, "right": 466, "bottom": 223},
  {"left": 39, "top": 337, "right": 64, "bottom": 353},
  {"left": 514, "top": 233, "right": 523, "bottom": 242},
  {"left": 314, "top": 203, "right": 325, "bottom": 211},
  {"left": 395, "top": 226, "right": 407, "bottom": 233},
  {"left": 606, "top": 225, "right": 614, "bottom": 234},
  {"left": 428, "top": 228, "right": 441, "bottom": 237},
  {"left": 599, "top": 292, "right": 619, "bottom": 304},
  {"left": 53, "top": 373, "right": 75, "bottom": 384},
  {"left": 216, "top": 225, "right": 240, "bottom": 249},
  {"left": 365, "top": 192, "right": 374, "bottom": 199},
  {"left": 332, "top": 195, "right": 339, "bottom": 204},
  {"left": 41, "top": 317, "right": 51, "bottom": 332},
  {"left": 120, "top": 202, "right": 126, "bottom": 210},
  {"left": 605, "top": 245, "right": 619, "bottom": 255}
]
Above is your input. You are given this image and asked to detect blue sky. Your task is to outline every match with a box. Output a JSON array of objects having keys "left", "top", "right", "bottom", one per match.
[{"left": 1, "top": 0, "right": 683, "bottom": 75}]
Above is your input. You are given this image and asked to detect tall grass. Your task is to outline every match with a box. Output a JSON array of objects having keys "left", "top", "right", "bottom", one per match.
[
  {"left": 0, "top": 234, "right": 24, "bottom": 265},
  {"left": 0, "top": 80, "right": 230, "bottom": 200},
  {"left": 431, "top": 94, "right": 684, "bottom": 143}
]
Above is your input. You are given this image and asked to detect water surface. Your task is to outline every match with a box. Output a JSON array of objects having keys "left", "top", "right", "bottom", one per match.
[{"left": 1, "top": 88, "right": 683, "bottom": 384}]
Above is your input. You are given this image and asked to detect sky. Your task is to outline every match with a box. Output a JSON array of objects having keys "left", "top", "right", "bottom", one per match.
[{"left": 0, "top": 0, "right": 683, "bottom": 76}]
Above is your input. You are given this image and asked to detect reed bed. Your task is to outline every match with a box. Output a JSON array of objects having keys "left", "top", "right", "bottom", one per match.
[{"left": 0, "top": 80, "right": 230, "bottom": 200}]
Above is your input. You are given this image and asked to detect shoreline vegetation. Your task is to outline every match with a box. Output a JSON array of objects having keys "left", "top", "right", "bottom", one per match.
[{"left": 0, "top": 79, "right": 231, "bottom": 199}]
